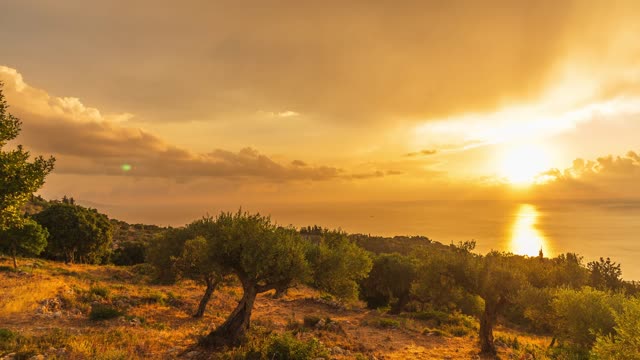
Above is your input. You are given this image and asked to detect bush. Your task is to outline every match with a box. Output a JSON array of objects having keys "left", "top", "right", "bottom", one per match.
[
  {"left": 552, "top": 287, "right": 624, "bottom": 349},
  {"left": 89, "top": 304, "right": 122, "bottom": 321},
  {"left": 445, "top": 324, "right": 471, "bottom": 337},
  {"left": 409, "top": 309, "right": 450, "bottom": 325},
  {"left": 303, "top": 316, "right": 321, "bottom": 328},
  {"left": 376, "top": 318, "right": 401, "bottom": 329},
  {"left": 422, "top": 328, "right": 448, "bottom": 337},
  {"left": 130, "top": 263, "right": 156, "bottom": 276},
  {"left": 263, "top": 332, "right": 329, "bottom": 360},
  {"left": 89, "top": 285, "right": 110, "bottom": 298},
  {"left": 0, "top": 328, "right": 16, "bottom": 350},
  {"left": 592, "top": 297, "right": 640, "bottom": 359}
]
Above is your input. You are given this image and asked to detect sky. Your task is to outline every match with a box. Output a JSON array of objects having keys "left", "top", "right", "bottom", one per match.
[{"left": 2, "top": 0, "right": 640, "bottom": 227}]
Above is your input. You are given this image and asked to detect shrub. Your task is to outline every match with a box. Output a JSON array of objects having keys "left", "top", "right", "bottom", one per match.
[
  {"left": 0, "top": 328, "right": 16, "bottom": 350},
  {"left": 263, "top": 332, "right": 329, "bottom": 360},
  {"left": 422, "top": 328, "right": 449, "bottom": 337},
  {"left": 592, "top": 297, "right": 640, "bottom": 359},
  {"left": 409, "top": 309, "right": 450, "bottom": 325},
  {"left": 376, "top": 318, "right": 401, "bottom": 329},
  {"left": 89, "top": 304, "right": 122, "bottom": 321},
  {"left": 303, "top": 316, "right": 321, "bottom": 328},
  {"left": 445, "top": 325, "right": 471, "bottom": 337},
  {"left": 89, "top": 285, "right": 110, "bottom": 298},
  {"left": 552, "top": 287, "right": 624, "bottom": 349}
]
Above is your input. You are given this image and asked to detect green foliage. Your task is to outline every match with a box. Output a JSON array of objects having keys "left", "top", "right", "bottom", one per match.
[
  {"left": 34, "top": 202, "right": 112, "bottom": 264},
  {"left": 374, "top": 317, "right": 401, "bottom": 329},
  {"left": 0, "top": 83, "right": 55, "bottom": 231},
  {"left": 200, "top": 211, "right": 311, "bottom": 292},
  {"left": 552, "top": 287, "right": 624, "bottom": 349},
  {"left": 0, "top": 219, "right": 48, "bottom": 266},
  {"left": 111, "top": 240, "right": 147, "bottom": 266},
  {"left": 360, "top": 253, "right": 417, "bottom": 310},
  {"left": 588, "top": 257, "right": 623, "bottom": 291},
  {"left": 176, "top": 235, "right": 224, "bottom": 285},
  {"left": 89, "top": 304, "right": 123, "bottom": 321},
  {"left": 592, "top": 297, "right": 640, "bottom": 359},
  {"left": 146, "top": 226, "right": 196, "bottom": 283},
  {"left": 514, "top": 286, "right": 556, "bottom": 333},
  {"left": 0, "top": 328, "right": 17, "bottom": 350},
  {"left": 89, "top": 285, "right": 110, "bottom": 298},
  {"left": 262, "top": 332, "right": 329, "bottom": 360},
  {"left": 306, "top": 230, "right": 372, "bottom": 301},
  {"left": 550, "top": 253, "right": 589, "bottom": 289}
]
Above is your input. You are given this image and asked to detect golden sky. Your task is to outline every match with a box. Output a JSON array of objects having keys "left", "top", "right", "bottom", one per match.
[{"left": 2, "top": 1, "right": 640, "bottom": 225}]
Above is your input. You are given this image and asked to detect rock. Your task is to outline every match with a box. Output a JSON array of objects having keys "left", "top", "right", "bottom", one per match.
[{"left": 185, "top": 351, "right": 200, "bottom": 358}]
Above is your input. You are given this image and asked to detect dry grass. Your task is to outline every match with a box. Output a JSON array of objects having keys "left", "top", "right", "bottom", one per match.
[{"left": 0, "top": 258, "right": 551, "bottom": 359}]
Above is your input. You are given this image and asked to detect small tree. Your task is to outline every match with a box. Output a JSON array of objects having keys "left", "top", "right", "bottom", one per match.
[
  {"left": 588, "top": 257, "right": 623, "bottom": 291},
  {"left": 475, "top": 253, "right": 526, "bottom": 355},
  {"left": 147, "top": 226, "right": 195, "bottom": 283},
  {"left": 361, "top": 253, "right": 417, "bottom": 313},
  {"left": 592, "top": 297, "right": 640, "bottom": 359},
  {"left": 34, "top": 202, "right": 112, "bottom": 264},
  {"left": 306, "top": 230, "right": 372, "bottom": 301},
  {"left": 202, "top": 211, "right": 310, "bottom": 347},
  {"left": 147, "top": 223, "right": 226, "bottom": 317},
  {"left": 552, "top": 287, "right": 623, "bottom": 351},
  {"left": 0, "top": 219, "right": 48, "bottom": 268},
  {"left": 0, "top": 82, "right": 55, "bottom": 231},
  {"left": 176, "top": 236, "right": 225, "bottom": 318}
]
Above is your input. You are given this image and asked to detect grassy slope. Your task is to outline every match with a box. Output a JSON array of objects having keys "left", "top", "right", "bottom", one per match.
[{"left": 0, "top": 258, "right": 549, "bottom": 359}]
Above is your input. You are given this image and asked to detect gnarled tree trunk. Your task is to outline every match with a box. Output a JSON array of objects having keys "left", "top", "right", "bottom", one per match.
[
  {"left": 479, "top": 300, "right": 498, "bottom": 355},
  {"left": 204, "top": 281, "right": 257, "bottom": 347},
  {"left": 389, "top": 292, "right": 410, "bottom": 315},
  {"left": 193, "top": 277, "right": 220, "bottom": 318},
  {"left": 12, "top": 249, "right": 18, "bottom": 269}
]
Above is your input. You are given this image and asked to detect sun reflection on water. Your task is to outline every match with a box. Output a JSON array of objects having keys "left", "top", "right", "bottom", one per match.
[{"left": 510, "top": 204, "right": 549, "bottom": 257}]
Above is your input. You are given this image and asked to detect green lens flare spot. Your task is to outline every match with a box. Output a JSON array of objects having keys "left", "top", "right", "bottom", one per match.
[{"left": 121, "top": 164, "right": 132, "bottom": 172}]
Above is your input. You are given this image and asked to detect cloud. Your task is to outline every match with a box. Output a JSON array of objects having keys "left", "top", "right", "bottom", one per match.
[
  {"left": 405, "top": 149, "right": 438, "bottom": 157},
  {"left": 0, "top": 66, "right": 353, "bottom": 181},
  {"left": 534, "top": 151, "right": 640, "bottom": 199},
  {"left": 5, "top": 1, "right": 638, "bottom": 125}
]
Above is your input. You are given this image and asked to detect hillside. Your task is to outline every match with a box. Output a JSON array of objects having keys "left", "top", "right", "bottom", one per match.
[{"left": 0, "top": 258, "right": 547, "bottom": 360}]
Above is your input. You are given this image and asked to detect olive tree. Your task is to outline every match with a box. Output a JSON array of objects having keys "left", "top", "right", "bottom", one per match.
[
  {"left": 360, "top": 253, "right": 417, "bottom": 313},
  {"left": 305, "top": 230, "right": 372, "bottom": 301},
  {"left": 201, "top": 211, "right": 310, "bottom": 347},
  {"left": 0, "top": 218, "right": 48, "bottom": 268},
  {"left": 147, "top": 224, "right": 225, "bottom": 317},
  {"left": 475, "top": 253, "right": 526, "bottom": 355}
]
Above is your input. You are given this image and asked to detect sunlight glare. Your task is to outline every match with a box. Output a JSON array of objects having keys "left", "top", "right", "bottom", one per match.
[
  {"left": 510, "top": 204, "right": 548, "bottom": 257},
  {"left": 500, "top": 144, "right": 550, "bottom": 185}
]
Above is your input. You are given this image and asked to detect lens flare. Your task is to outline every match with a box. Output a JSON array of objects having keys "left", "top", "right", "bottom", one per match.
[{"left": 121, "top": 164, "right": 132, "bottom": 172}]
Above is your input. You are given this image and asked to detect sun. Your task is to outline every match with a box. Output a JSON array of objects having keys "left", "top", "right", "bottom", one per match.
[{"left": 499, "top": 144, "right": 551, "bottom": 185}]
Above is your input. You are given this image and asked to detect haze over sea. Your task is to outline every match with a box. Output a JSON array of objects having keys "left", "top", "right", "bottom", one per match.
[{"left": 248, "top": 200, "right": 640, "bottom": 280}]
